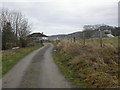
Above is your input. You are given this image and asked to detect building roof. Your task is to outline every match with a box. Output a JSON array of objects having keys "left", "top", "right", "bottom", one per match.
[{"left": 27, "top": 33, "right": 48, "bottom": 37}]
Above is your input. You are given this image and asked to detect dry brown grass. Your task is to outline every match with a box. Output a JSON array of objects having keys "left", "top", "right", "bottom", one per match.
[{"left": 56, "top": 38, "right": 118, "bottom": 88}]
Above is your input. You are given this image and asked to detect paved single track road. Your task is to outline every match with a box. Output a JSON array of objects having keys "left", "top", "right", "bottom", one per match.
[{"left": 2, "top": 43, "right": 74, "bottom": 88}]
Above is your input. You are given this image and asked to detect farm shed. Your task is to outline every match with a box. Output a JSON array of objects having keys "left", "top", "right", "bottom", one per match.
[{"left": 27, "top": 32, "right": 48, "bottom": 43}]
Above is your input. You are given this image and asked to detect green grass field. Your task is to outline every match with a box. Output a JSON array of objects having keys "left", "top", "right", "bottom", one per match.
[
  {"left": 52, "top": 37, "right": 119, "bottom": 88},
  {"left": 2, "top": 44, "right": 43, "bottom": 76}
]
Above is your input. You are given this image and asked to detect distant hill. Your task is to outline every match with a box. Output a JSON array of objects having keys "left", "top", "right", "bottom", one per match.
[
  {"left": 48, "top": 31, "right": 83, "bottom": 40},
  {"left": 67, "top": 31, "right": 83, "bottom": 39},
  {"left": 48, "top": 29, "right": 116, "bottom": 40},
  {"left": 48, "top": 34, "right": 66, "bottom": 40}
]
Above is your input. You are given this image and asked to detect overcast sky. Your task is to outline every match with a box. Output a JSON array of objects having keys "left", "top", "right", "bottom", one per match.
[{"left": 0, "top": 0, "right": 119, "bottom": 35}]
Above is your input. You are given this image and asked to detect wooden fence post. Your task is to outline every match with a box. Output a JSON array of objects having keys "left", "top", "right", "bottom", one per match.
[
  {"left": 83, "top": 31, "right": 85, "bottom": 46},
  {"left": 73, "top": 37, "right": 76, "bottom": 42},
  {"left": 99, "top": 27, "right": 103, "bottom": 47}
]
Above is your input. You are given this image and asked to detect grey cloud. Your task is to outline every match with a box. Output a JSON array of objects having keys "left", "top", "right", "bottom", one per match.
[{"left": 1, "top": 0, "right": 118, "bottom": 35}]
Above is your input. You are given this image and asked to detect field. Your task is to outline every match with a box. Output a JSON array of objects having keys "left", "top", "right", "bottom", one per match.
[
  {"left": 2, "top": 44, "right": 43, "bottom": 76},
  {"left": 52, "top": 37, "right": 119, "bottom": 88}
]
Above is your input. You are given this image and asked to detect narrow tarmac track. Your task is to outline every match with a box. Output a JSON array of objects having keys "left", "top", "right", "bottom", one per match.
[{"left": 2, "top": 43, "right": 74, "bottom": 88}]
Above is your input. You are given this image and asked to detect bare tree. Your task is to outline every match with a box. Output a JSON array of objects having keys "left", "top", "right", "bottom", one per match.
[
  {"left": 83, "top": 25, "right": 94, "bottom": 39},
  {"left": 0, "top": 8, "right": 31, "bottom": 49},
  {"left": 18, "top": 19, "right": 31, "bottom": 47},
  {"left": 83, "top": 24, "right": 110, "bottom": 47}
]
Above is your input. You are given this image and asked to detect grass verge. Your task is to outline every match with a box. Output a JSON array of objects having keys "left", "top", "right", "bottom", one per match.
[
  {"left": 2, "top": 44, "right": 43, "bottom": 76},
  {"left": 52, "top": 49, "right": 87, "bottom": 88}
]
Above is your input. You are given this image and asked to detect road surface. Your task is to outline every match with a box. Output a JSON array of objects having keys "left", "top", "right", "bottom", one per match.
[{"left": 2, "top": 43, "right": 74, "bottom": 88}]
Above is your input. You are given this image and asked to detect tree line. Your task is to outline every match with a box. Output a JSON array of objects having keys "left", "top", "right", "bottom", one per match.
[
  {"left": 65, "top": 24, "right": 119, "bottom": 47},
  {"left": 83, "top": 24, "right": 120, "bottom": 38},
  {"left": 82, "top": 24, "right": 119, "bottom": 47},
  {"left": 0, "top": 8, "right": 31, "bottom": 50}
]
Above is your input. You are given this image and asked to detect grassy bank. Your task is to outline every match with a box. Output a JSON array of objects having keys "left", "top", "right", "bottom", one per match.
[
  {"left": 52, "top": 37, "right": 119, "bottom": 88},
  {"left": 2, "top": 44, "right": 43, "bottom": 76},
  {"left": 52, "top": 51, "right": 87, "bottom": 88}
]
